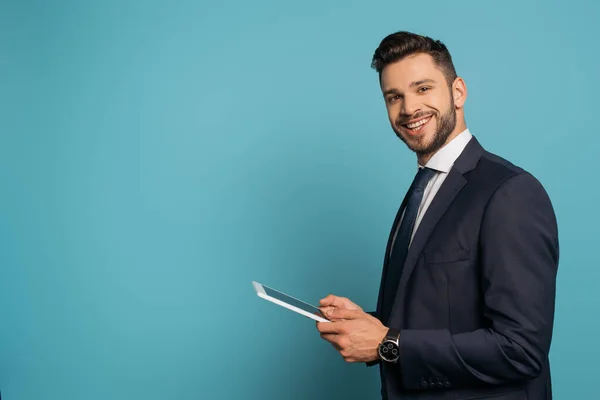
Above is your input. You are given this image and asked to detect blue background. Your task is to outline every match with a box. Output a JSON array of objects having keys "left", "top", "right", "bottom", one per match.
[{"left": 1, "top": 0, "right": 598, "bottom": 399}]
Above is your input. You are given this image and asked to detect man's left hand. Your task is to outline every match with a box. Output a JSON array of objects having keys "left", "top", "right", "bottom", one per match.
[{"left": 316, "top": 308, "right": 388, "bottom": 363}]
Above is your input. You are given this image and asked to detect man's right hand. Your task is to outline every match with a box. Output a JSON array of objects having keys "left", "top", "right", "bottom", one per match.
[{"left": 319, "top": 294, "right": 363, "bottom": 319}]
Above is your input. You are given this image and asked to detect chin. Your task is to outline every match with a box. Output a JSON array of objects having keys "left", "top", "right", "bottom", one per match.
[{"left": 397, "top": 130, "right": 435, "bottom": 152}]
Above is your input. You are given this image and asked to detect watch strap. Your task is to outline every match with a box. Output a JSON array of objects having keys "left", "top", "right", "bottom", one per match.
[{"left": 385, "top": 328, "right": 400, "bottom": 343}]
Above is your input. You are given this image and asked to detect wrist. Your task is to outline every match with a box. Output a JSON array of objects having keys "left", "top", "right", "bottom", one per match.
[{"left": 378, "top": 327, "right": 401, "bottom": 363}]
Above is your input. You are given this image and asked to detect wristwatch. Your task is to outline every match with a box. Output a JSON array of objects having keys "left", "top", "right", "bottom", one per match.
[{"left": 378, "top": 328, "right": 400, "bottom": 363}]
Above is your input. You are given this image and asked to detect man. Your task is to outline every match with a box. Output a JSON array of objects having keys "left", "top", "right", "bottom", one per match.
[{"left": 316, "top": 31, "right": 559, "bottom": 400}]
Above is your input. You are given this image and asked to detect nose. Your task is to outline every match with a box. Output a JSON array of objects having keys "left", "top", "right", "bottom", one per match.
[{"left": 402, "top": 94, "right": 421, "bottom": 117}]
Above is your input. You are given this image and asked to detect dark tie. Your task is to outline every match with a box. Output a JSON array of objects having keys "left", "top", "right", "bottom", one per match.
[{"left": 381, "top": 167, "right": 436, "bottom": 323}]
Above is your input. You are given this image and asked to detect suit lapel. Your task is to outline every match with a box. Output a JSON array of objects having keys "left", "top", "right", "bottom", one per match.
[
  {"left": 400, "top": 168, "right": 466, "bottom": 287},
  {"left": 387, "top": 136, "right": 484, "bottom": 323}
]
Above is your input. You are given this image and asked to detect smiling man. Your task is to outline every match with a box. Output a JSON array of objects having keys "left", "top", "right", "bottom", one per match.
[{"left": 316, "top": 31, "right": 559, "bottom": 400}]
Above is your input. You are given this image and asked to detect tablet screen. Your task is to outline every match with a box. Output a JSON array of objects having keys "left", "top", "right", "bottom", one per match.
[{"left": 263, "top": 285, "right": 326, "bottom": 319}]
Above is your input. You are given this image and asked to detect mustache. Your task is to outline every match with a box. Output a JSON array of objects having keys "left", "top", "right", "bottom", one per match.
[{"left": 396, "top": 111, "right": 434, "bottom": 126}]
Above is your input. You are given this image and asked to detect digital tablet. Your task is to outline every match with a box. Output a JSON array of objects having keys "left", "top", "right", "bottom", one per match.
[{"left": 252, "top": 281, "right": 330, "bottom": 323}]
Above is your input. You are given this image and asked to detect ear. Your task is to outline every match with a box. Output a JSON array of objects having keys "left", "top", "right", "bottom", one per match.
[{"left": 452, "top": 77, "right": 467, "bottom": 109}]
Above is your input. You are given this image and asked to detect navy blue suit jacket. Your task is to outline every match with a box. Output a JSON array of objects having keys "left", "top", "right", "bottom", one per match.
[{"left": 372, "top": 136, "right": 559, "bottom": 400}]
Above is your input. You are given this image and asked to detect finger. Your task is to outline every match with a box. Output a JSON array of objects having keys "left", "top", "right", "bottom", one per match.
[
  {"left": 323, "top": 296, "right": 355, "bottom": 310},
  {"left": 331, "top": 341, "right": 343, "bottom": 351},
  {"left": 327, "top": 308, "right": 363, "bottom": 320},
  {"left": 319, "top": 294, "right": 340, "bottom": 307},
  {"left": 319, "top": 333, "right": 337, "bottom": 343},
  {"left": 316, "top": 321, "right": 341, "bottom": 334},
  {"left": 319, "top": 306, "right": 334, "bottom": 318},
  {"left": 320, "top": 307, "right": 346, "bottom": 321},
  {"left": 320, "top": 334, "right": 343, "bottom": 352}
]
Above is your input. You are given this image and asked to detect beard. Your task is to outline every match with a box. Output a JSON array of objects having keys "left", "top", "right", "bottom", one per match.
[{"left": 394, "top": 97, "right": 457, "bottom": 158}]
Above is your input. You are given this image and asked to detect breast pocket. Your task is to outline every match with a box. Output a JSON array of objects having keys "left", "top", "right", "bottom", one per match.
[{"left": 424, "top": 246, "right": 471, "bottom": 265}]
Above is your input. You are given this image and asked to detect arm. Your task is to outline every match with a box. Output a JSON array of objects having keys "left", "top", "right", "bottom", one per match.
[
  {"left": 398, "top": 173, "right": 559, "bottom": 389},
  {"left": 366, "top": 311, "right": 381, "bottom": 367}
]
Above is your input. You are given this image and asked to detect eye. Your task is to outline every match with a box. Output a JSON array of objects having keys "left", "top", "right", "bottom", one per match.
[
  {"left": 418, "top": 86, "right": 431, "bottom": 93},
  {"left": 387, "top": 94, "right": 402, "bottom": 104}
]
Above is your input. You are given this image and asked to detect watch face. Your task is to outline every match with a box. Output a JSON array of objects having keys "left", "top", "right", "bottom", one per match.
[{"left": 379, "top": 341, "right": 399, "bottom": 361}]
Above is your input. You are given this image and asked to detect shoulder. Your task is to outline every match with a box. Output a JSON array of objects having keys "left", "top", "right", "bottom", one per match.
[
  {"left": 471, "top": 149, "right": 547, "bottom": 197},
  {"left": 474, "top": 151, "right": 556, "bottom": 226},
  {"left": 461, "top": 146, "right": 556, "bottom": 223},
  {"left": 476, "top": 150, "right": 525, "bottom": 182}
]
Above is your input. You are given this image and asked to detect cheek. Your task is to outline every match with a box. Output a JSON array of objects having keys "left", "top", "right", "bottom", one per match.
[
  {"left": 386, "top": 105, "right": 399, "bottom": 121},
  {"left": 426, "top": 94, "right": 448, "bottom": 113}
]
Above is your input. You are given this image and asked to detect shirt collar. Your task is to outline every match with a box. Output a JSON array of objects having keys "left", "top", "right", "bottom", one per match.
[{"left": 418, "top": 129, "right": 473, "bottom": 173}]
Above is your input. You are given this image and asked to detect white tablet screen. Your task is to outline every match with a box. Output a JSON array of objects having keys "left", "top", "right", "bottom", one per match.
[{"left": 263, "top": 285, "right": 326, "bottom": 320}]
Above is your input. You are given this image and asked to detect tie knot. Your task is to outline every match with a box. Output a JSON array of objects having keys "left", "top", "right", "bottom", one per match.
[{"left": 412, "top": 167, "right": 435, "bottom": 190}]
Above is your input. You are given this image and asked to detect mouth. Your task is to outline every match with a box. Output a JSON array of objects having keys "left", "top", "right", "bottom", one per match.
[{"left": 400, "top": 115, "right": 432, "bottom": 135}]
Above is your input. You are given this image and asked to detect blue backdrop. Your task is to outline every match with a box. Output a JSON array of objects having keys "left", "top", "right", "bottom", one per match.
[{"left": 1, "top": 0, "right": 598, "bottom": 399}]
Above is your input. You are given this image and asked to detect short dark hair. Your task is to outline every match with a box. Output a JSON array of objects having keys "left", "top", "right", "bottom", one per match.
[{"left": 371, "top": 31, "right": 457, "bottom": 86}]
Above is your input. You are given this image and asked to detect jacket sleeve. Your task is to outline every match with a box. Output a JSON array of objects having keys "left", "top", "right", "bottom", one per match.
[{"left": 397, "top": 172, "right": 559, "bottom": 390}]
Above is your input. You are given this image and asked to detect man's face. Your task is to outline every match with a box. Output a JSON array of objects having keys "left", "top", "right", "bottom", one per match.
[{"left": 380, "top": 53, "right": 457, "bottom": 158}]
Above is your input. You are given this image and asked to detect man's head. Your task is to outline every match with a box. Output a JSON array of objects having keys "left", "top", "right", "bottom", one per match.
[{"left": 371, "top": 31, "right": 467, "bottom": 163}]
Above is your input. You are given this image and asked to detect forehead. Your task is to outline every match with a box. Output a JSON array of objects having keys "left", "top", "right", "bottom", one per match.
[{"left": 380, "top": 53, "right": 445, "bottom": 91}]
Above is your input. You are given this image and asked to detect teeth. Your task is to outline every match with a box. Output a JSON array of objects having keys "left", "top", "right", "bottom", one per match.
[{"left": 406, "top": 117, "right": 430, "bottom": 129}]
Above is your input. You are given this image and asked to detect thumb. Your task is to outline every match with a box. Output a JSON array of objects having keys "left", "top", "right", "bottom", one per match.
[
  {"left": 327, "top": 308, "right": 362, "bottom": 320},
  {"left": 319, "top": 294, "right": 338, "bottom": 307}
]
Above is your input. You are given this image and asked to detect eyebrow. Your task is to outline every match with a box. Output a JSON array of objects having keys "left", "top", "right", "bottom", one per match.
[
  {"left": 383, "top": 79, "right": 437, "bottom": 96},
  {"left": 410, "top": 78, "right": 436, "bottom": 87}
]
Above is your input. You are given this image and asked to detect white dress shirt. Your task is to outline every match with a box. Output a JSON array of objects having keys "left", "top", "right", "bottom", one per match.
[{"left": 393, "top": 129, "right": 473, "bottom": 248}]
